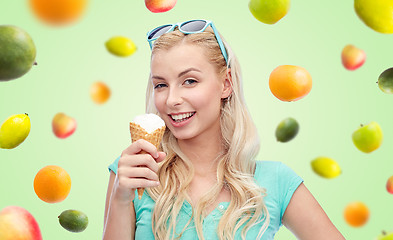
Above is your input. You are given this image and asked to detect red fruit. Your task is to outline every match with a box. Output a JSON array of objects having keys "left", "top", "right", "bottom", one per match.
[
  {"left": 386, "top": 175, "right": 393, "bottom": 194},
  {"left": 145, "top": 0, "right": 177, "bottom": 13},
  {"left": 52, "top": 112, "right": 77, "bottom": 139},
  {"left": 341, "top": 44, "right": 366, "bottom": 70},
  {"left": 0, "top": 206, "right": 42, "bottom": 240}
]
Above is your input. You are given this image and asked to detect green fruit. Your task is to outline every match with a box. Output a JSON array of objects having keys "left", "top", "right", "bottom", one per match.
[
  {"left": 249, "top": 0, "right": 290, "bottom": 24},
  {"left": 275, "top": 117, "right": 299, "bottom": 142},
  {"left": 105, "top": 36, "right": 137, "bottom": 57},
  {"left": 311, "top": 156, "right": 341, "bottom": 179},
  {"left": 0, "top": 113, "right": 31, "bottom": 149},
  {"left": 378, "top": 68, "right": 393, "bottom": 94},
  {"left": 352, "top": 121, "right": 383, "bottom": 153},
  {"left": 354, "top": 0, "right": 393, "bottom": 34},
  {"left": 58, "top": 210, "right": 88, "bottom": 233},
  {"left": 0, "top": 25, "right": 36, "bottom": 81},
  {"left": 376, "top": 230, "right": 393, "bottom": 240}
]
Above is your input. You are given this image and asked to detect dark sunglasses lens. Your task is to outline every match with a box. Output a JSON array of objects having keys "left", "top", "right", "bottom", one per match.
[
  {"left": 180, "top": 20, "right": 207, "bottom": 32},
  {"left": 148, "top": 25, "right": 172, "bottom": 40}
]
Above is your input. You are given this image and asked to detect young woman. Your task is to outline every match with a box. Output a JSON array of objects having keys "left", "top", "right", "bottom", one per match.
[{"left": 103, "top": 20, "right": 345, "bottom": 240}]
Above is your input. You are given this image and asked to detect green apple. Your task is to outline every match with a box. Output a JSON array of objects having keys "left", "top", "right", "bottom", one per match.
[
  {"left": 249, "top": 0, "right": 290, "bottom": 24},
  {"left": 355, "top": 0, "right": 393, "bottom": 34},
  {"left": 352, "top": 121, "right": 383, "bottom": 153},
  {"left": 376, "top": 230, "right": 393, "bottom": 240}
]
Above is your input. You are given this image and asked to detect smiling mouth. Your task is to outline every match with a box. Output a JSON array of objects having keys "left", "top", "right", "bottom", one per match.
[{"left": 169, "top": 112, "right": 196, "bottom": 122}]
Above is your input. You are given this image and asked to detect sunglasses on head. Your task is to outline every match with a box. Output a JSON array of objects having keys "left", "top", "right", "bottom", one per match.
[{"left": 146, "top": 19, "right": 228, "bottom": 64}]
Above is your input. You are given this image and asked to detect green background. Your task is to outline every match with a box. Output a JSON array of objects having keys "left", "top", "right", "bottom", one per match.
[{"left": 1, "top": 0, "right": 392, "bottom": 239}]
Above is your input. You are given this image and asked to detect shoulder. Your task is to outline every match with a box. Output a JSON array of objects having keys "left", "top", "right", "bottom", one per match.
[{"left": 108, "top": 156, "right": 120, "bottom": 175}]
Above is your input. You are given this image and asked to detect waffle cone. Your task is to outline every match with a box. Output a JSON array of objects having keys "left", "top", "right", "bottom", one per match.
[{"left": 129, "top": 122, "right": 165, "bottom": 200}]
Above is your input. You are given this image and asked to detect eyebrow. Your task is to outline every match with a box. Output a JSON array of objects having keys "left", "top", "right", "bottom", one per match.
[{"left": 152, "top": 67, "right": 201, "bottom": 80}]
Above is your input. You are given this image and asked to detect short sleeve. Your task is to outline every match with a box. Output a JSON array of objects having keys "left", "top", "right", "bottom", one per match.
[
  {"left": 108, "top": 156, "right": 120, "bottom": 175},
  {"left": 278, "top": 162, "right": 304, "bottom": 220}
]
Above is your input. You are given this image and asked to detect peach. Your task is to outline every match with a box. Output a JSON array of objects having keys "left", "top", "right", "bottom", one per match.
[
  {"left": 52, "top": 112, "right": 77, "bottom": 139},
  {"left": 386, "top": 176, "right": 393, "bottom": 194},
  {"left": 145, "top": 0, "right": 177, "bottom": 13},
  {"left": 0, "top": 206, "right": 42, "bottom": 240},
  {"left": 341, "top": 44, "right": 366, "bottom": 70}
]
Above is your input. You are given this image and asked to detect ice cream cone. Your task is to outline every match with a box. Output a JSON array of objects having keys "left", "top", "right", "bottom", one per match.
[{"left": 129, "top": 122, "right": 165, "bottom": 200}]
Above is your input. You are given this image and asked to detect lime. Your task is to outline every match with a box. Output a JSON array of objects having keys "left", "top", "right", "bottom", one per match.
[
  {"left": 275, "top": 117, "right": 299, "bottom": 142},
  {"left": 378, "top": 68, "right": 393, "bottom": 94},
  {"left": 58, "top": 209, "right": 88, "bottom": 233},
  {"left": 311, "top": 156, "right": 341, "bottom": 179},
  {"left": 0, "top": 25, "right": 36, "bottom": 81},
  {"left": 105, "top": 36, "right": 137, "bottom": 57},
  {"left": 0, "top": 113, "right": 31, "bottom": 149}
]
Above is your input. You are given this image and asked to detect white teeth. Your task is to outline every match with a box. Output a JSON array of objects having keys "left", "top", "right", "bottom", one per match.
[{"left": 171, "top": 112, "right": 194, "bottom": 121}]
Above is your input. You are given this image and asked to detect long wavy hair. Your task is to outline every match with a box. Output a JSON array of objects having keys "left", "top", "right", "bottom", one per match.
[{"left": 144, "top": 26, "right": 270, "bottom": 240}]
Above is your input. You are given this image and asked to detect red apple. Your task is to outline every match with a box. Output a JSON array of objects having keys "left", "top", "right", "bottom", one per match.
[
  {"left": 341, "top": 44, "right": 366, "bottom": 70},
  {"left": 52, "top": 112, "right": 77, "bottom": 139},
  {"left": 0, "top": 206, "right": 42, "bottom": 240},
  {"left": 387, "top": 176, "right": 393, "bottom": 194},
  {"left": 145, "top": 0, "right": 177, "bottom": 13}
]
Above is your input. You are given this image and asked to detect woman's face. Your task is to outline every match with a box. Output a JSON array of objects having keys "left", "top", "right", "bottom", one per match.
[{"left": 151, "top": 42, "right": 231, "bottom": 142}]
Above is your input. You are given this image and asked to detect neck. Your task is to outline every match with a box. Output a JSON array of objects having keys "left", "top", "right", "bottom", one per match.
[{"left": 177, "top": 131, "right": 224, "bottom": 177}]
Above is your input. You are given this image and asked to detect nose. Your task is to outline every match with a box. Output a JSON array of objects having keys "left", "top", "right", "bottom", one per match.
[{"left": 166, "top": 86, "right": 183, "bottom": 107}]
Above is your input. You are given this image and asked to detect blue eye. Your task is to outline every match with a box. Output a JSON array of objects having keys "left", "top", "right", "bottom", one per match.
[
  {"left": 184, "top": 79, "right": 197, "bottom": 85},
  {"left": 154, "top": 83, "right": 167, "bottom": 89}
]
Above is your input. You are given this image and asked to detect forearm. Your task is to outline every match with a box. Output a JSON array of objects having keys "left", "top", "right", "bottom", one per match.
[{"left": 103, "top": 199, "right": 135, "bottom": 240}]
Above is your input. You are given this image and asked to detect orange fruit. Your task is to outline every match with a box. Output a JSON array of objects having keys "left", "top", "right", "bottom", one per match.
[
  {"left": 344, "top": 201, "right": 370, "bottom": 227},
  {"left": 269, "top": 65, "right": 312, "bottom": 102},
  {"left": 29, "top": 0, "right": 88, "bottom": 25},
  {"left": 34, "top": 165, "right": 71, "bottom": 203},
  {"left": 90, "top": 81, "right": 111, "bottom": 104}
]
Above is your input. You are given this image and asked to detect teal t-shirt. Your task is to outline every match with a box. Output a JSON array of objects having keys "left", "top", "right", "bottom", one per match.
[{"left": 108, "top": 157, "right": 303, "bottom": 239}]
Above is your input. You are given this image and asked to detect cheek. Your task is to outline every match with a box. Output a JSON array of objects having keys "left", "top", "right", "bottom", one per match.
[{"left": 154, "top": 93, "right": 166, "bottom": 113}]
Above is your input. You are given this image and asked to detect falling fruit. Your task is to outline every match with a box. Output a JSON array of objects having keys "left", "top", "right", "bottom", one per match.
[
  {"left": 0, "top": 113, "right": 31, "bottom": 149},
  {"left": 354, "top": 0, "right": 393, "bottom": 34},
  {"left": 275, "top": 117, "right": 299, "bottom": 142},
  {"left": 269, "top": 65, "right": 312, "bottom": 102},
  {"left": 341, "top": 44, "right": 366, "bottom": 70},
  {"left": 311, "top": 156, "right": 341, "bottom": 179},
  {"left": 52, "top": 113, "right": 77, "bottom": 139},
  {"left": 386, "top": 176, "right": 393, "bottom": 194},
  {"left": 34, "top": 165, "right": 71, "bottom": 203},
  {"left": 29, "top": 0, "right": 88, "bottom": 25},
  {"left": 105, "top": 36, "right": 137, "bottom": 57},
  {"left": 249, "top": 0, "right": 290, "bottom": 24},
  {"left": 0, "top": 25, "right": 36, "bottom": 81},
  {"left": 0, "top": 206, "right": 42, "bottom": 240},
  {"left": 344, "top": 201, "right": 369, "bottom": 227},
  {"left": 145, "top": 0, "right": 177, "bottom": 13},
  {"left": 90, "top": 81, "right": 110, "bottom": 104},
  {"left": 376, "top": 230, "right": 393, "bottom": 240},
  {"left": 378, "top": 68, "right": 393, "bottom": 94},
  {"left": 58, "top": 209, "right": 88, "bottom": 232},
  {"left": 352, "top": 121, "right": 383, "bottom": 153}
]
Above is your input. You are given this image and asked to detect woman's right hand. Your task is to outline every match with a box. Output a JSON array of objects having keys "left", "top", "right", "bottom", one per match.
[{"left": 112, "top": 139, "right": 166, "bottom": 205}]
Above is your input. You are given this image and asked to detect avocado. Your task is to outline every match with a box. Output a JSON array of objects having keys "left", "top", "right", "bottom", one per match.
[{"left": 275, "top": 117, "right": 299, "bottom": 142}]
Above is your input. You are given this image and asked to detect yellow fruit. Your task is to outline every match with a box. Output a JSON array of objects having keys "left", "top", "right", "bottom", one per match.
[
  {"left": 311, "top": 156, "right": 341, "bottom": 179},
  {"left": 105, "top": 36, "right": 137, "bottom": 57},
  {"left": 0, "top": 113, "right": 31, "bottom": 149},
  {"left": 90, "top": 81, "right": 110, "bottom": 104},
  {"left": 354, "top": 0, "right": 393, "bottom": 34},
  {"left": 344, "top": 201, "right": 369, "bottom": 227}
]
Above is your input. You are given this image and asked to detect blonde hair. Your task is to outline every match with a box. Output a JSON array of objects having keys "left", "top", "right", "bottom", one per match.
[{"left": 145, "top": 27, "right": 270, "bottom": 240}]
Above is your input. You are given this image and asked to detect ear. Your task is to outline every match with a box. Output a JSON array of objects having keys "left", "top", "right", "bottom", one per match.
[{"left": 221, "top": 68, "right": 233, "bottom": 99}]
